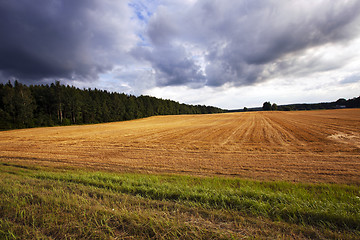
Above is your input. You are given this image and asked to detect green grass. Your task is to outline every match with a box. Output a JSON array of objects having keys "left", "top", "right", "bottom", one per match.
[{"left": 0, "top": 162, "right": 359, "bottom": 239}]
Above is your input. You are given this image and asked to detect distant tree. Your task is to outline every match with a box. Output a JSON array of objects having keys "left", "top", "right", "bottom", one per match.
[
  {"left": 243, "top": 107, "right": 248, "bottom": 112},
  {"left": 336, "top": 98, "right": 347, "bottom": 105},
  {"left": 271, "top": 103, "right": 278, "bottom": 111},
  {"left": 283, "top": 106, "right": 293, "bottom": 111},
  {"left": 345, "top": 96, "right": 360, "bottom": 108},
  {"left": 262, "top": 102, "right": 272, "bottom": 111}
]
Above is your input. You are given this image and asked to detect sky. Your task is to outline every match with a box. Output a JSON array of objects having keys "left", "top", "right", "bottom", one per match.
[{"left": 0, "top": 0, "right": 360, "bottom": 109}]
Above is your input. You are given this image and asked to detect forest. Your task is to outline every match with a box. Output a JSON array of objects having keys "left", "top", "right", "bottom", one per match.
[
  {"left": 232, "top": 97, "right": 360, "bottom": 112},
  {"left": 275, "top": 97, "right": 360, "bottom": 111},
  {"left": 0, "top": 81, "right": 224, "bottom": 130}
]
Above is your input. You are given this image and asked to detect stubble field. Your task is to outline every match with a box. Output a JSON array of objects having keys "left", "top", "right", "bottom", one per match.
[
  {"left": 1, "top": 109, "right": 360, "bottom": 239},
  {"left": 1, "top": 109, "right": 359, "bottom": 184}
]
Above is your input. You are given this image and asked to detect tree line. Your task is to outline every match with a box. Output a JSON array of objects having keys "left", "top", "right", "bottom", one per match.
[
  {"left": 261, "top": 97, "right": 360, "bottom": 111},
  {"left": 0, "top": 81, "right": 224, "bottom": 130},
  {"left": 236, "top": 97, "right": 360, "bottom": 112}
]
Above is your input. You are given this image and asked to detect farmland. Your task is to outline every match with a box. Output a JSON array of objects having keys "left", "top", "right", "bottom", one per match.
[
  {"left": 1, "top": 109, "right": 360, "bottom": 239},
  {"left": 1, "top": 109, "right": 359, "bottom": 184}
]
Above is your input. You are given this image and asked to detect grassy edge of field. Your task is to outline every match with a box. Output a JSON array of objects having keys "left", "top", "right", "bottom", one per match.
[{"left": 1, "top": 161, "right": 359, "bottom": 239}]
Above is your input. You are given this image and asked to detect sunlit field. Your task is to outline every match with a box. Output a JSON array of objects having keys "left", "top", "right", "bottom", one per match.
[{"left": 1, "top": 109, "right": 360, "bottom": 184}]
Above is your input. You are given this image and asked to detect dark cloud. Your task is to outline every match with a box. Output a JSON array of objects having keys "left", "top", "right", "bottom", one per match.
[
  {"left": 136, "top": 0, "right": 360, "bottom": 88},
  {"left": 0, "top": 0, "right": 134, "bottom": 83},
  {"left": 132, "top": 45, "right": 205, "bottom": 87}
]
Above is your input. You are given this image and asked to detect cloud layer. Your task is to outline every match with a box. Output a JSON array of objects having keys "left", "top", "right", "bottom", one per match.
[
  {"left": 0, "top": 0, "right": 359, "bottom": 107},
  {"left": 136, "top": 0, "right": 360, "bottom": 88}
]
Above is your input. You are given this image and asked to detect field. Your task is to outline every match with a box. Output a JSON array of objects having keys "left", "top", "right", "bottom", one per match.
[
  {"left": 1, "top": 109, "right": 360, "bottom": 184},
  {"left": 1, "top": 109, "right": 360, "bottom": 239}
]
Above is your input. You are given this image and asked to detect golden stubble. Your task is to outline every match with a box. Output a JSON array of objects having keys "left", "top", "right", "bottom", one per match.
[{"left": 1, "top": 109, "right": 359, "bottom": 184}]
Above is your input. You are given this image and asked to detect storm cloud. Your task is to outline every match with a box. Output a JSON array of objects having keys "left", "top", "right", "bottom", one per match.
[
  {"left": 136, "top": 0, "right": 360, "bottom": 87},
  {"left": 1, "top": 0, "right": 360, "bottom": 97},
  {"left": 0, "top": 0, "right": 136, "bottom": 83}
]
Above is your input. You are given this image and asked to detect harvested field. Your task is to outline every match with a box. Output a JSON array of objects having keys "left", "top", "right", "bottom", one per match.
[{"left": 1, "top": 109, "right": 359, "bottom": 184}]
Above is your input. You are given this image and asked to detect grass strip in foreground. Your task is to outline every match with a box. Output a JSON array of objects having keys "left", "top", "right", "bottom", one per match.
[{"left": 1, "top": 162, "right": 359, "bottom": 239}]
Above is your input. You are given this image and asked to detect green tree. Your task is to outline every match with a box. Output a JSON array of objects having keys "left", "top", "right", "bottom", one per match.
[
  {"left": 2, "top": 81, "right": 15, "bottom": 124},
  {"left": 51, "top": 81, "right": 64, "bottom": 124},
  {"left": 5, "top": 81, "right": 36, "bottom": 128},
  {"left": 271, "top": 103, "right": 278, "bottom": 111},
  {"left": 262, "top": 102, "right": 272, "bottom": 111},
  {"left": 18, "top": 81, "right": 35, "bottom": 127}
]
